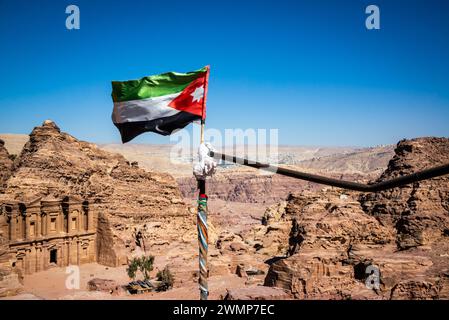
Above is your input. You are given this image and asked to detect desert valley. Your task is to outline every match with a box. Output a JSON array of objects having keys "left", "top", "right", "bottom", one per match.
[{"left": 1, "top": 121, "right": 448, "bottom": 300}]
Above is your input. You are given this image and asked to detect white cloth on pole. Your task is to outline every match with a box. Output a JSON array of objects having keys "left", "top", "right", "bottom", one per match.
[{"left": 193, "top": 143, "right": 217, "bottom": 180}]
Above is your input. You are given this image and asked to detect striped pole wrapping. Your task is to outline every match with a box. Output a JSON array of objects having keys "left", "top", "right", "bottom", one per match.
[{"left": 197, "top": 193, "right": 208, "bottom": 300}]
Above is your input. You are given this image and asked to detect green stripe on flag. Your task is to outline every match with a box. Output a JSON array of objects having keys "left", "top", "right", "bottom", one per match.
[{"left": 112, "top": 67, "right": 208, "bottom": 102}]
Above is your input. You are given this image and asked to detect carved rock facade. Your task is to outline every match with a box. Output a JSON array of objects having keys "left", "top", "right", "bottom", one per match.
[
  {"left": 0, "top": 196, "right": 96, "bottom": 275},
  {"left": 0, "top": 120, "right": 189, "bottom": 286}
]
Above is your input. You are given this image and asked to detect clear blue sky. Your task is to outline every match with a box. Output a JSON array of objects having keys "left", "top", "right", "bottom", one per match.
[{"left": 0, "top": 0, "right": 448, "bottom": 146}]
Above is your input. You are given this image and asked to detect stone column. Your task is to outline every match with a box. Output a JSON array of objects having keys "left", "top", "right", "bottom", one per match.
[
  {"left": 66, "top": 210, "right": 69, "bottom": 234},
  {"left": 28, "top": 245, "right": 35, "bottom": 274},
  {"left": 22, "top": 214, "right": 27, "bottom": 240},
  {"left": 88, "top": 210, "right": 94, "bottom": 232},
  {"left": 66, "top": 211, "right": 70, "bottom": 234},
  {"left": 65, "top": 242, "right": 69, "bottom": 266},
  {"left": 24, "top": 214, "right": 29, "bottom": 240},
  {"left": 58, "top": 247, "right": 63, "bottom": 267},
  {"left": 39, "top": 215, "right": 43, "bottom": 236},
  {"left": 43, "top": 247, "right": 48, "bottom": 270},
  {"left": 77, "top": 240, "right": 80, "bottom": 265},
  {"left": 67, "top": 240, "right": 71, "bottom": 265},
  {"left": 47, "top": 214, "right": 51, "bottom": 235},
  {"left": 41, "top": 214, "right": 46, "bottom": 236},
  {"left": 17, "top": 215, "right": 22, "bottom": 240},
  {"left": 77, "top": 210, "right": 81, "bottom": 233},
  {"left": 83, "top": 212, "right": 87, "bottom": 232},
  {"left": 35, "top": 246, "right": 40, "bottom": 273},
  {"left": 10, "top": 213, "right": 17, "bottom": 241},
  {"left": 25, "top": 250, "right": 30, "bottom": 275},
  {"left": 36, "top": 213, "right": 40, "bottom": 237},
  {"left": 58, "top": 213, "right": 62, "bottom": 234},
  {"left": 41, "top": 247, "right": 45, "bottom": 271}
]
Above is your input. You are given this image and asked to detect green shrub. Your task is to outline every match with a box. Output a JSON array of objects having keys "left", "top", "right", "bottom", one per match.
[
  {"left": 126, "top": 255, "right": 154, "bottom": 280},
  {"left": 156, "top": 266, "right": 174, "bottom": 291},
  {"left": 139, "top": 255, "right": 154, "bottom": 280}
]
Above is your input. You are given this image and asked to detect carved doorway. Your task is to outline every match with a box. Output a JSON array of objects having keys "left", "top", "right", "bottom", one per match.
[{"left": 50, "top": 249, "right": 57, "bottom": 264}]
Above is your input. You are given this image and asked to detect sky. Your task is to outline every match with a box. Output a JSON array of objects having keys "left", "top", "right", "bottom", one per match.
[{"left": 0, "top": 0, "right": 448, "bottom": 147}]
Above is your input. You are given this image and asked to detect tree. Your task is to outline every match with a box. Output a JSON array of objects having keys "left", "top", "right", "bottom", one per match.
[
  {"left": 139, "top": 255, "right": 154, "bottom": 280},
  {"left": 126, "top": 258, "right": 140, "bottom": 280},
  {"left": 126, "top": 255, "right": 154, "bottom": 281},
  {"left": 156, "top": 265, "right": 174, "bottom": 291}
]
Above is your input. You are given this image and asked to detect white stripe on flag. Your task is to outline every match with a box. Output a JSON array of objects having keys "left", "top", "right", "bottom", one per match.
[{"left": 112, "top": 92, "right": 181, "bottom": 123}]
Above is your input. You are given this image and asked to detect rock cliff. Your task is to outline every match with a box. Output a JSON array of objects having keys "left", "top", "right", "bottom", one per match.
[
  {"left": 0, "top": 139, "right": 13, "bottom": 193},
  {"left": 178, "top": 171, "right": 374, "bottom": 203},
  {"left": 0, "top": 211, "right": 22, "bottom": 297},
  {"left": 1, "top": 120, "right": 191, "bottom": 267},
  {"left": 264, "top": 137, "right": 449, "bottom": 299},
  {"left": 360, "top": 137, "right": 449, "bottom": 249}
]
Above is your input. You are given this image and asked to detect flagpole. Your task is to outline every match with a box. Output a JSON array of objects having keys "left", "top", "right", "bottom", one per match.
[{"left": 197, "top": 66, "right": 210, "bottom": 300}]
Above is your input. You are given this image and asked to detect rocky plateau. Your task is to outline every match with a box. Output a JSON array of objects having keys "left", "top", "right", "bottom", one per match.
[{"left": 0, "top": 124, "right": 448, "bottom": 300}]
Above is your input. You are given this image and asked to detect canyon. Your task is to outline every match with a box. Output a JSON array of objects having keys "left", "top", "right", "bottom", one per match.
[{"left": 1, "top": 125, "right": 448, "bottom": 300}]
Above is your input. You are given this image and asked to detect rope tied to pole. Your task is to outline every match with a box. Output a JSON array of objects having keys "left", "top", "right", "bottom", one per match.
[
  {"left": 208, "top": 151, "right": 449, "bottom": 192},
  {"left": 194, "top": 142, "right": 216, "bottom": 300}
]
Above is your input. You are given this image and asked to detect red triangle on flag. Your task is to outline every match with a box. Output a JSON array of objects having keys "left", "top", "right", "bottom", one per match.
[{"left": 168, "top": 75, "right": 206, "bottom": 118}]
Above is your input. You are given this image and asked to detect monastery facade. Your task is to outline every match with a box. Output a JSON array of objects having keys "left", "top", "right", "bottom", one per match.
[{"left": 0, "top": 196, "right": 96, "bottom": 275}]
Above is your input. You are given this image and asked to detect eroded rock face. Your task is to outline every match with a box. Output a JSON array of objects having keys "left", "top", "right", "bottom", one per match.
[
  {"left": 87, "top": 278, "right": 118, "bottom": 292},
  {"left": 0, "top": 139, "right": 13, "bottom": 193},
  {"left": 1, "top": 120, "right": 190, "bottom": 267},
  {"left": 223, "top": 286, "right": 293, "bottom": 300},
  {"left": 0, "top": 167, "right": 23, "bottom": 296},
  {"left": 0, "top": 225, "right": 22, "bottom": 297},
  {"left": 264, "top": 191, "right": 395, "bottom": 299},
  {"left": 360, "top": 137, "right": 449, "bottom": 249},
  {"left": 264, "top": 138, "right": 449, "bottom": 299},
  {"left": 178, "top": 172, "right": 371, "bottom": 204},
  {"left": 245, "top": 201, "right": 291, "bottom": 257}
]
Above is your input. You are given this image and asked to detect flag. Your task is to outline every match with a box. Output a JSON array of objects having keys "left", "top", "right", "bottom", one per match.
[{"left": 111, "top": 66, "right": 209, "bottom": 143}]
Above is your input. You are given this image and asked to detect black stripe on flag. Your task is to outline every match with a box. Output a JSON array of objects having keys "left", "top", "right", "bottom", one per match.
[{"left": 113, "top": 111, "right": 201, "bottom": 143}]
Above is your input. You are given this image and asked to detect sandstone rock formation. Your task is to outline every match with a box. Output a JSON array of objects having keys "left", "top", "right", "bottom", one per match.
[
  {"left": 178, "top": 172, "right": 308, "bottom": 203},
  {"left": 178, "top": 171, "right": 374, "bottom": 203},
  {"left": 1, "top": 126, "right": 447, "bottom": 300},
  {"left": 0, "top": 139, "right": 13, "bottom": 193},
  {"left": 360, "top": 137, "right": 449, "bottom": 250},
  {"left": 245, "top": 201, "right": 291, "bottom": 257},
  {"left": 223, "top": 286, "right": 293, "bottom": 300},
  {"left": 87, "top": 278, "right": 118, "bottom": 293},
  {"left": 263, "top": 190, "right": 393, "bottom": 299},
  {"left": 1, "top": 120, "right": 192, "bottom": 272},
  {"left": 0, "top": 141, "right": 22, "bottom": 297},
  {"left": 264, "top": 137, "right": 449, "bottom": 299},
  {"left": 0, "top": 215, "right": 23, "bottom": 297}
]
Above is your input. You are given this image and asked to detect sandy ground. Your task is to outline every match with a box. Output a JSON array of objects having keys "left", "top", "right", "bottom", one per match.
[
  {"left": 7, "top": 262, "right": 249, "bottom": 300},
  {"left": 5, "top": 199, "right": 267, "bottom": 300}
]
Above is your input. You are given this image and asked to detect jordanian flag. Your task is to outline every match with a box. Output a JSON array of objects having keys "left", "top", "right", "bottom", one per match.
[{"left": 111, "top": 66, "right": 209, "bottom": 143}]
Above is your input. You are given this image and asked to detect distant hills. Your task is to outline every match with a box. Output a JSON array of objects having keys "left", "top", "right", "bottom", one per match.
[{"left": 1, "top": 133, "right": 394, "bottom": 178}]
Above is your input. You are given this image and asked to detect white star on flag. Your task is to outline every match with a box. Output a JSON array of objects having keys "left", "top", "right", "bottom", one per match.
[{"left": 191, "top": 85, "right": 204, "bottom": 103}]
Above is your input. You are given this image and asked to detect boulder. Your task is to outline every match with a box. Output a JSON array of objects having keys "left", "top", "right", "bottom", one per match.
[
  {"left": 223, "top": 286, "right": 293, "bottom": 300},
  {"left": 87, "top": 278, "right": 118, "bottom": 292}
]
